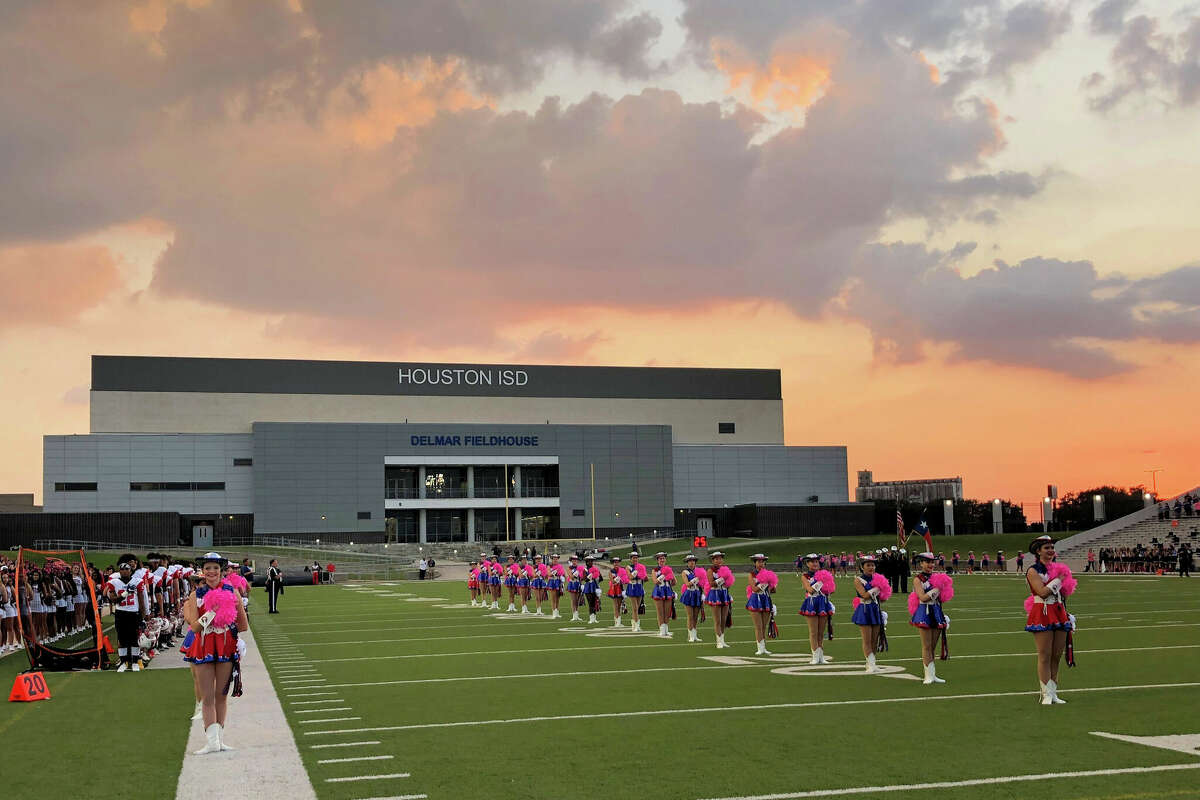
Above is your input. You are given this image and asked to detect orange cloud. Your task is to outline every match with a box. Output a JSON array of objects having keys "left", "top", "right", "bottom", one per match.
[
  {"left": 917, "top": 52, "right": 940, "bottom": 84},
  {"left": 327, "top": 59, "right": 490, "bottom": 149},
  {"left": 0, "top": 243, "right": 123, "bottom": 327},
  {"left": 711, "top": 37, "right": 832, "bottom": 117}
]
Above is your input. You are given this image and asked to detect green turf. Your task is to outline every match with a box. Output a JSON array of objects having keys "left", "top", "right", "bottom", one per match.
[{"left": 250, "top": 568, "right": 1200, "bottom": 800}]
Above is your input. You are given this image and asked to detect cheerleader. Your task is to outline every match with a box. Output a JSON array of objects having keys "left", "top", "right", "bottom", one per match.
[
  {"left": 798, "top": 553, "right": 835, "bottom": 664},
  {"left": 503, "top": 555, "right": 520, "bottom": 612},
  {"left": 851, "top": 554, "right": 886, "bottom": 673},
  {"left": 467, "top": 560, "right": 481, "bottom": 606},
  {"left": 625, "top": 552, "right": 648, "bottom": 632},
  {"left": 581, "top": 554, "right": 602, "bottom": 624},
  {"left": 650, "top": 551, "right": 676, "bottom": 638},
  {"left": 566, "top": 554, "right": 584, "bottom": 620},
  {"left": 705, "top": 551, "right": 735, "bottom": 649},
  {"left": 678, "top": 553, "right": 708, "bottom": 642},
  {"left": 910, "top": 552, "right": 948, "bottom": 684},
  {"left": 967, "top": 551, "right": 975, "bottom": 574},
  {"left": 487, "top": 556, "right": 502, "bottom": 610},
  {"left": 530, "top": 554, "right": 548, "bottom": 616},
  {"left": 0, "top": 569, "right": 17, "bottom": 653},
  {"left": 546, "top": 553, "right": 566, "bottom": 619},
  {"left": 981, "top": 552, "right": 990, "bottom": 573},
  {"left": 182, "top": 552, "right": 249, "bottom": 754},
  {"left": 1025, "top": 535, "right": 1073, "bottom": 705},
  {"left": 103, "top": 559, "right": 145, "bottom": 671},
  {"left": 517, "top": 556, "right": 534, "bottom": 614},
  {"left": 745, "top": 554, "right": 777, "bottom": 655},
  {"left": 606, "top": 556, "right": 630, "bottom": 627}
]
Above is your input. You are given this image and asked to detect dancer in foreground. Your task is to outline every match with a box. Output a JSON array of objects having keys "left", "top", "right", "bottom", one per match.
[
  {"left": 746, "top": 553, "right": 777, "bottom": 655},
  {"left": 909, "top": 552, "right": 950, "bottom": 685},
  {"left": 1025, "top": 535, "right": 1075, "bottom": 705}
]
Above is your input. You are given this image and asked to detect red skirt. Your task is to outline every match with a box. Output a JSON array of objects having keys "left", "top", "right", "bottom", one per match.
[
  {"left": 181, "top": 628, "right": 238, "bottom": 663},
  {"left": 467, "top": 578, "right": 479, "bottom": 589},
  {"left": 607, "top": 585, "right": 624, "bottom": 598},
  {"left": 1025, "top": 602, "right": 1072, "bottom": 632}
]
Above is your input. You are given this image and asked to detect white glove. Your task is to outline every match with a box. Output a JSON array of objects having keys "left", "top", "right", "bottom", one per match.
[
  {"left": 595, "top": 587, "right": 603, "bottom": 597},
  {"left": 1044, "top": 577, "right": 1062, "bottom": 594},
  {"left": 236, "top": 638, "right": 246, "bottom": 658},
  {"left": 868, "top": 587, "right": 880, "bottom": 599},
  {"left": 881, "top": 611, "right": 889, "bottom": 625},
  {"left": 925, "top": 587, "right": 940, "bottom": 602},
  {"left": 810, "top": 581, "right": 823, "bottom": 594},
  {"left": 621, "top": 590, "right": 627, "bottom": 598},
  {"left": 756, "top": 582, "right": 768, "bottom": 592},
  {"left": 197, "top": 610, "right": 216, "bottom": 633},
  {"left": 714, "top": 577, "right": 725, "bottom": 588},
  {"left": 689, "top": 578, "right": 699, "bottom": 589}
]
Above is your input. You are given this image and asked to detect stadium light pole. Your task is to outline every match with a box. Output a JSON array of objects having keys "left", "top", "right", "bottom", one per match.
[
  {"left": 1144, "top": 468, "right": 1163, "bottom": 494},
  {"left": 992, "top": 498, "right": 1002, "bottom": 533}
]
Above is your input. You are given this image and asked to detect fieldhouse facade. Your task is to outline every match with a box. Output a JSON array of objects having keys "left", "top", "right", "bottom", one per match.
[{"left": 34, "top": 356, "right": 865, "bottom": 545}]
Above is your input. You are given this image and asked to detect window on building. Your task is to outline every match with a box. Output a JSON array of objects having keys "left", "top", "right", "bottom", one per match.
[
  {"left": 54, "top": 482, "right": 97, "bottom": 492},
  {"left": 130, "top": 482, "right": 226, "bottom": 491},
  {"left": 572, "top": 508, "right": 586, "bottom": 517},
  {"left": 357, "top": 511, "right": 372, "bottom": 520},
  {"left": 233, "top": 457, "right": 252, "bottom": 466},
  {"left": 718, "top": 422, "right": 736, "bottom": 434}
]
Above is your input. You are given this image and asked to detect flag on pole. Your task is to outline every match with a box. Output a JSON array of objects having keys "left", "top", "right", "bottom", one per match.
[
  {"left": 896, "top": 506, "right": 905, "bottom": 547},
  {"left": 915, "top": 510, "right": 933, "bottom": 552}
]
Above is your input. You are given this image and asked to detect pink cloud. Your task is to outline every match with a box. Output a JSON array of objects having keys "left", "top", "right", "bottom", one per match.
[{"left": 0, "top": 244, "right": 123, "bottom": 327}]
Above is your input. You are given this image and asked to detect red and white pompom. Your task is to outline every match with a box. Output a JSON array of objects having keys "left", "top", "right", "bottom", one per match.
[
  {"left": 204, "top": 586, "right": 239, "bottom": 628},
  {"left": 928, "top": 572, "right": 954, "bottom": 602},
  {"left": 813, "top": 569, "right": 836, "bottom": 595}
]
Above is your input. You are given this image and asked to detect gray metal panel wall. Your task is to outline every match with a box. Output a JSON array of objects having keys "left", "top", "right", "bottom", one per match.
[
  {"left": 251, "top": 422, "right": 674, "bottom": 536},
  {"left": 671, "top": 445, "right": 849, "bottom": 507},
  {"left": 43, "top": 434, "right": 253, "bottom": 514}
]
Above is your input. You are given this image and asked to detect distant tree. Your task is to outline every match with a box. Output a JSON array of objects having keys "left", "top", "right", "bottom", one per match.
[
  {"left": 1053, "top": 485, "right": 1147, "bottom": 530},
  {"left": 874, "top": 498, "right": 1025, "bottom": 536}
]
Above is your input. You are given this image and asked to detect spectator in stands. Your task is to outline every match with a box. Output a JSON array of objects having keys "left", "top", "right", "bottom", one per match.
[
  {"left": 418, "top": 557, "right": 428, "bottom": 580},
  {"left": 1085, "top": 549, "right": 1096, "bottom": 572},
  {"left": 325, "top": 562, "right": 336, "bottom": 583},
  {"left": 1180, "top": 545, "right": 1193, "bottom": 578}
]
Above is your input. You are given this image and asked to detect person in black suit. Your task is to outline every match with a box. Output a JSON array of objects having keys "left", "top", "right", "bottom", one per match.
[{"left": 266, "top": 559, "right": 284, "bottom": 613}]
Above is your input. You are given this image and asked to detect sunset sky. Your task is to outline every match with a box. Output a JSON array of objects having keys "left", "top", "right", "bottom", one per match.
[{"left": 2, "top": 0, "right": 1197, "bottom": 512}]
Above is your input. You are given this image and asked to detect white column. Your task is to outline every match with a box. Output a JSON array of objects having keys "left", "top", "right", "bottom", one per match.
[
  {"left": 467, "top": 508, "right": 476, "bottom": 543},
  {"left": 419, "top": 509, "right": 428, "bottom": 543},
  {"left": 512, "top": 465, "right": 522, "bottom": 498},
  {"left": 467, "top": 465, "right": 475, "bottom": 498},
  {"left": 513, "top": 506, "right": 523, "bottom": 541},
  {"left": 418, "top": 466, "right": 427, "bottom": 499}
]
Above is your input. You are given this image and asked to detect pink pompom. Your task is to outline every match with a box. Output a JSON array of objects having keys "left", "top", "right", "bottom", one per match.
[
  {"left": 928, "top": 572, "right": 954, "bottom": 602},
  {"left": 852, "top": 597, "right": 861, "bottom": 609},
  {"left": 870, "top": 573, "right": 892, "bottom": 601},
  {"left": 1046, "top": 561, "right": 1077, "bottom": 597},
  {"left": 203, "top": 586, "right": 239, "bottom": 627},
  {"left": 1024, "top": 595, "right": 1035, "bottom": 614},
  {"left": 907, "top": 591, "right": 919, "bottom": 616},
  {"left": 813, "top": 570, "right": 836, "bottom": 595}
]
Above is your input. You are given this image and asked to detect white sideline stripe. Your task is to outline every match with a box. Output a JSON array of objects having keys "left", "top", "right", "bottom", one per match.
[
  {"left": 291, "top": 699, "right": 347, "bottom": 705},
  {"left": 287, "top": 644, "right": 1199, "bottom": 691},
  {"left": 296, "top": 707, "right": 353, "bottom": 714},
  {"left": 287, "top": 691, "right": 338, "bottom": 697},
  {"left": 300, "top": 716, "right": 362, "bottom": 725},
  {"left": 309, "top": 740, "right": 382, "bottom": 749},
  {"left": 303, "top": 682, "right": 1200, "bottom": 735},
  {"left": 696, "top": 763, "right": 1200, "bottom": 800},
  {"left": 324, "top": 773, "right": 410, "bottom": 783},
  {"left": 350, "top": 795, "right": 427, "bottom": 800},
  {"left": 287, "top": 620, "right": 1200, "bottom": 647},
  {"left": 317, "top": 755, "right": 394, "bottom": 764}
]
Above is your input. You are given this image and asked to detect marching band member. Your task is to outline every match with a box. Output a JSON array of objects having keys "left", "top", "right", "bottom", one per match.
[
  {"left": 1025, "top": 535, "right": 1074, "bottom": 705},
  {"left": 851, "top": 554, "right": 885, "bottom": 673},
  {"left": 504, "top": 555, "right": 519, "bottom": 612},
  {"left": 679, "top": 553, "right": 708, "bottom": 642},
  {"left": 566, "top": 554, "right": 584, "bottom": 620},
  {"left": 468, "top": 560, "right": 481, "bottom": 606},
  {"left": 104, "top": 558, "right": 145, "bottom": 672},
  {"left": 910, "top": 552, "right": 948, "bottom": 685},
  {"left": 181, "top": 552, "right": 249, "bottom": 755},
  {"left": 546, "top": 553, "right": 566, "bottom": 619},
  {"left": 705, "top": 551, "right": 735, "bottom": 649},
  {"left": 530, "top": 554, "right": 548, "bottom": 616},
  {"left": 581, "top": 554, "right": 602, "bottom": 624},
  {"left": 626, "top": 552, "right": 648, "bottom": 633},
  {"left": 607, "top": 556, "right": 630, "bottom": 627},
  {"left": 746, "top": 553, "right": 777, "bottom": 655},
  {"left": 650, "top": 551, "right": 676, "bottom": 637},
  {"left": 799, "top": 553, "right": 835, "bottom": 664}
]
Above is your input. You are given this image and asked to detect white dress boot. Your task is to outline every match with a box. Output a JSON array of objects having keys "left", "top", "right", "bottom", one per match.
[
  {"left": 923, "top": 662, "right": 946, "bottom": 684},
  {"left": 535, "top": 608, "right": 543, "bottom": 616},
  {"left": 217, "top": 724, "right": 234, "bottom": 751},
  {"left": 716, "top": 633, "right": 727, "bottom": 649},
  {"left": 865, "top": 653, "right": 879, "bottom": 673},
  {"left": 490, "top": 601, "right": 498, "bottom": 610},
  {"left": 191, "top": 700, "right": 203, "bottom": 720},
  {"left": 571, "top": 610, "right": 581, "bottom": 621},
  {"left": 1047, "top": 679, "right": 1067, "bottom": 704},
  {"left": 506, "top": 603, "right": 516, "bottom": 612},
  {"left": 659, "top": 623, "right": 669, "bottom": 638},
  {"left": 809, "top": 649, "right": 820, "bottom": 665},
  {"left": 631, "top": 620, "right": 640, "bottom": 632},
  {"left": 551, "top": 609, "right": 560, "bottom": 619},
  {"left": 195, "top": 723, "right": 222, "bottom": 755},
  {"left": 520, "top": 606, "right": 530, "bottom": 615},
  {"left": 470, "top": 599, "right": 477, "bottom": 607},
  {"left": 588, "top": 613, "right": 597, "bottom": 624},
  {"left": 1039, "top": 681, "right": 1052, "bottom": 705},
  {"left": 755, "top": 640, "right": 766, "bottom": 655}
]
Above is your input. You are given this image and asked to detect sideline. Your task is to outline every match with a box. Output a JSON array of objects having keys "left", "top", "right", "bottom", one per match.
[
  {"left": 301, "top": 681, "right": 1200, "bottom": 735},
  {"left": 174, "top": 630, "right": 317, "bottom": 800}
]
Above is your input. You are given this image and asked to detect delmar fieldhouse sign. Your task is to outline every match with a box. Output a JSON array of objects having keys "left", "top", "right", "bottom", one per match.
[
  {"left": 398, "top": 366, "right": 528, "bottom": 387},
  {"left": 410, "top": 433, "right": 540, "bottom": 447}
]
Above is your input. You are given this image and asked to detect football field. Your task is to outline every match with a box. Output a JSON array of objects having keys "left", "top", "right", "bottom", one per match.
[{"left": 251, "top": 571, "right": 1200, "bottom": 800}]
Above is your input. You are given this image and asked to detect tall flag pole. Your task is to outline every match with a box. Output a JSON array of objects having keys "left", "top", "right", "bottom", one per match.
[{"left": 896, "top": 504, "right": 906, "bottom": 548}]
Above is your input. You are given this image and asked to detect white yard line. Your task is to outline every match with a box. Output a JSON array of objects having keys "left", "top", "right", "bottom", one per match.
[
  {"left": 324, "top": 773, "right": 410, "bottom": 783},
  {"left": 302, "top": 681, "right": 1200, "bottom": 735},
  {"left": 283, "top": 644, "right": 1199, "bottom": 693},
  {"left": 308, "top": 740, "right": 382, "bottom": 749},
  {"left": 317, "top": 755, "right": 394, "bottom": 764},
  {"left": 296, "top": 707, "right": 353, "bottom": 714},
  {"left": 174, "top": 630, "right": 316, "bottom": 800},
  {"left": 350, "top": 795, "right": 427, "bottom": 800},
  {"left": 694, "top": 763, "right": 1200, "bottom": 800},
  {"left": 299, "top": 716, "right": 362, "bottom": 725},
  {"left": 290, "top": 699, "right": 347, "bottom": 705}
]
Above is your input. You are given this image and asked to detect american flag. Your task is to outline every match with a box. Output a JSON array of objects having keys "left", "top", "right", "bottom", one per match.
[{"left": 896, "top": 506, "right": 905, "bottom": 545}]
